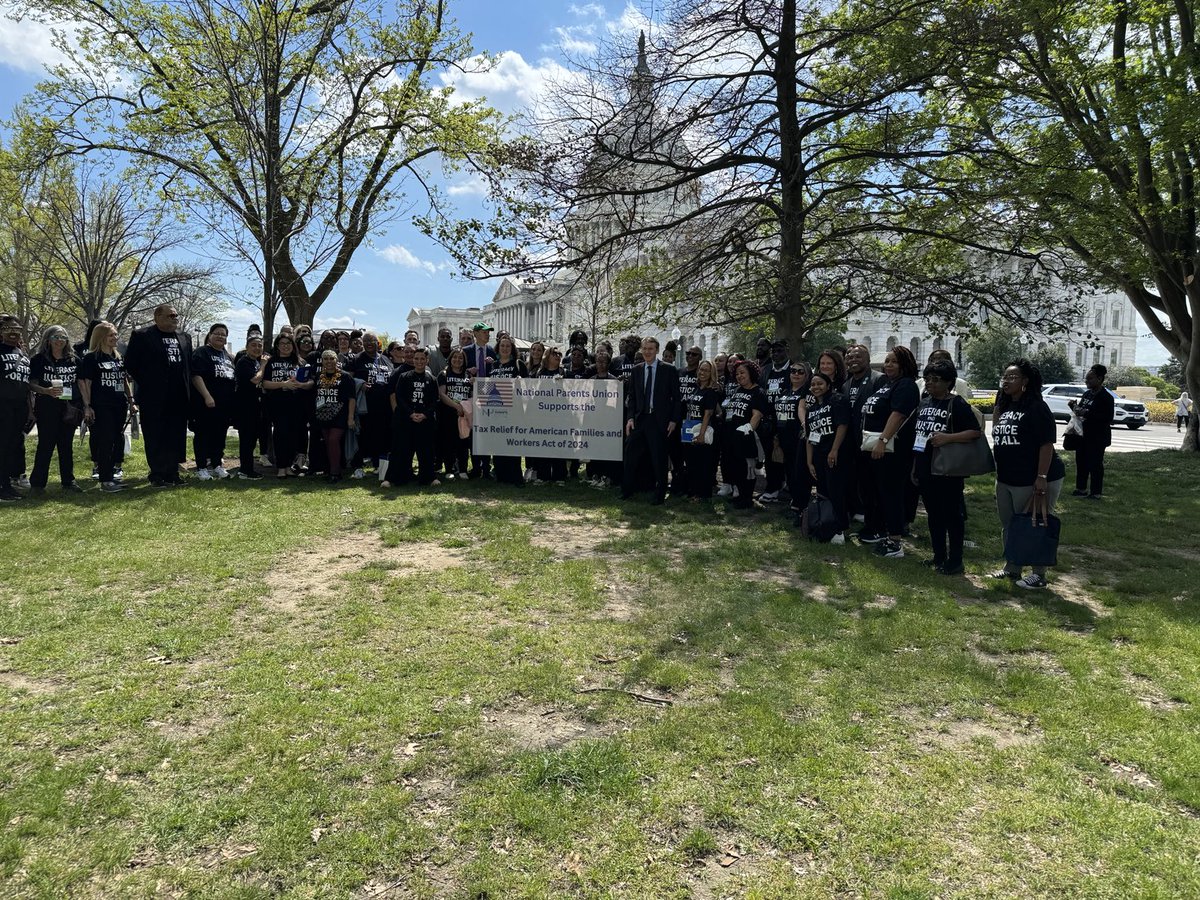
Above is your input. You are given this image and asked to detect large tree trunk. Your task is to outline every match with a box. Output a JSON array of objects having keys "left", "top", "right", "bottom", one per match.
[
  {"left": 1184, "top": 351, "right": 1200, "bottom": 451},
  {"left": 774, "top": 0, "right": 805, "bottom": 349}
]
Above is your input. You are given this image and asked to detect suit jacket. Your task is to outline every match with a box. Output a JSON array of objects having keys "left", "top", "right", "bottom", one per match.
[
  {"left": 628, "top": 359, "right": 682, "bottom": 430},
  {"left": 465, "top": 344, "right": 497, "bottom": 376},
  {"left": 124, "top": 325, "right": 193, "bottom": 403}
]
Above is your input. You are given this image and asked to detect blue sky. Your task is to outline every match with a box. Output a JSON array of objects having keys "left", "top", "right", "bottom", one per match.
[
  {"left": 0, "top": 0, "right": 650, "bottom": 338},
  {"left": 0, "top": 0, "right": 1171, "bottom": 365}
]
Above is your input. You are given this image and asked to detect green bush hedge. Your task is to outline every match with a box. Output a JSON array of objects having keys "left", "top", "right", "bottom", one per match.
[{"left": 968, "top": 397, "right": 994, "bottom": 415}]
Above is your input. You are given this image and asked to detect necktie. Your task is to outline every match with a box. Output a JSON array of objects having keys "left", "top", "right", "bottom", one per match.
[{"left": 645, "top": 363, "right": 654, "bottom": 414}]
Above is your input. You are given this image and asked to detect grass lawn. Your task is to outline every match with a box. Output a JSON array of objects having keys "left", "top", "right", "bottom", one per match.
[{"left": 2, "top": 442, "right": 1198, "bottom": 898}]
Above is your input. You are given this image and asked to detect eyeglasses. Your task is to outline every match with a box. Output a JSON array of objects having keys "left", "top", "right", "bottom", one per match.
[{"left": 685, "top": 350, "right": 700, "bottom": 356}]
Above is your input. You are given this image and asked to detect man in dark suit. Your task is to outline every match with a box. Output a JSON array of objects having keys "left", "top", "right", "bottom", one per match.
[
  {"left": 621, "top": 337, "right": 682, "bottom": 504},
  {"left": 123, "top": 304, "right": 193, "bottom": 485}
]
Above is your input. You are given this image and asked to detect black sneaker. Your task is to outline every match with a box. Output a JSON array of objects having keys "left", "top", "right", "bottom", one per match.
[
  {"left": 937, "top": 562, "right": 965, "bottom": 576},
  {"left": 922, "top": 558, "right": 944, "bottom": 568},
  {"left": 877, "top": 539, "right": 904, "bottom": 558},
  {"left": 1071, "top": 489, "right": 1088, "bottom": 497},
  {"left": 1087, "top": 494, "right": 1102, "bottom": 501},
  {"left": 63, "top": 482, "right": 84, "bottom": 493},
  {"left": 0, "top": 488, "right": 22, "bottom": 503},
  {"left": 237, "top": 470, "right": 264, "bottom": 480},
  {"left": 858, "top": 531, "right": 884, "bottom": 544}
]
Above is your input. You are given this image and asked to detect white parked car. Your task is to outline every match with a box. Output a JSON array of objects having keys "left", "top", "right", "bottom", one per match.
[{"left": 1041, "top": 384, "right": 1148, "bottom": 429}]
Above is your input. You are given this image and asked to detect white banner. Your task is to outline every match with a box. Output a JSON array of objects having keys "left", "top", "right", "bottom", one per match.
[{"left": 471, "top": 378, "right": 625, "bottom": 460}]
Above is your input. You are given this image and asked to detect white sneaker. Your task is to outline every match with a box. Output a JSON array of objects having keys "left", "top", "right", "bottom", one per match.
[
  {"left": 852, "top": 513, "right": 866, "bottom": 524},
  {"left": 197, "top": 468, "right": 213, "bottom": 481},
  {"left": 830, "top": 532, "right": 845, "bottom": 545},
  {"left": 15, "top": 475, "right": 30, "bottom": 490},
  {"left": 259, "top": 455, "right": 272, "bottom": 468},
  {"left": 113, "top": 469, "right": 124, "bottom": 482},
  {"left": 717, "top": 484, "right": 732, "bottom": 497},
  {"left": 350, "top": 468, "right": 365, "bottom": 480},
  {"left": 731, "top": 486, "right": 741, "bottom": 499},
  {"left": 213, "top": 466, "right": 229, "bottom": 479}
]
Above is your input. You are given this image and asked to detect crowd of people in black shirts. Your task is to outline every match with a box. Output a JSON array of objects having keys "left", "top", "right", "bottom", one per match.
[{"left": 1, "top": 308, "right": 1119, "bottom": 589}]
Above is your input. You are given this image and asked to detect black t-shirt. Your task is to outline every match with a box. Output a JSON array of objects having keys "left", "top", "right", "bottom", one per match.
[
  {"left": 538, "top": 366, "right": 564, "bottom": 379},
  {"left": 1077, "top": 387, "right": 1115, "bottom": 442},
  {"left": 678, "top": 368, "right": 699, "bottom": 406},
  {"left": 760, "top": 362, "right": 791, "bottom": 401},
  {"left": 393, "top": 370, "right": 439, "bottom": 418},
  {"left": 993, "top": 395, "right": 1065, "bottom": 486},
  {"left": 914, "top": 395, "right": 979, "bottom": 478},
  {"left": 438, "top": 369, "right": 473, "bottom": 403},
  {"left": 263, "top": 357, "right": 302, "bottom": 407},
  {"left": 191, "top": 346, "right": 236, "bottom": 405},
  {"left": 725, "top": 385, "right": 769, "bottom": 428},
  {"left": 772, "top": 387, "right": 804, "bottom": 435},
  {"left": 860, "top": 377, "right": 920, "bottom": 450},
  {"left": 161, "top": 333, "right": 185, "bottom": 372},
  {"left": 29, "top": 352, "right": 78, "bottom": 406},
  {"left": 0, "top": 343, "right": 31, "bottom": 404},
  {"left": 614, "top": 354, "right": 638, "bottom": 383},
  {"left": 314, "top": 372, "right": 356, "bottom": 429},
  {"left": 685, "top": 385, "right": 720, "bottom": 424},
  {"left": 491, "top": 358, "right": 527, "bottom": 379},
  {"left": 234, "top": 356, "right": 264, "bottom": 408},
  {"left": 563, "top": 365, "right": 590, "bottom": 380},
  {"left": 78, "top": 352, "right": 127, "bottom": 408},
  {"left": 806, "top": 393, "right": 851, "bottom": 457},
  {"left": 843, "top": 371, "right": 881, "bottom": 426},
  {"left": 350, "top": 352, "right": 394, "bottom": 400}
]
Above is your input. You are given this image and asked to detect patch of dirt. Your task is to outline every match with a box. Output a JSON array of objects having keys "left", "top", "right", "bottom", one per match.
[
  {"left": 1161, "top": 546, "right": 1200, "bottom": 563},
  {"left": 1050, "top": 573, "right": 1111, "bottom": 619},
  {"left": 529, "top": 519, "right": 630, "bottom": 560},
  {"left": 483, "top": 704, "right": 614, "bottom": 751},
  {"left": 263, "top": 530, "right": 467, "bottom": 614},
  {"left": 594, "top": 581, "right": 642, "bottom": 622},
  {"left": 968, "top": 639, "right": 1068, "bottom": 677},
  {"left": 0, "top": 670, "right": 57, "bottom": 695},
  {"left": 1101, "top": 756, "right": 1160, "bottom": 791},
  {"left": 148, "top": 713, "right": 225, "bottom": 743},
  {"left": 864, "top": 594, "right": 897, "bottom": 611},
  {"left": 901, "top": 704, "right": 1043, "bottom": 752},
  {"left": 1123, "top": 672, "right": 1190, "bottom": 711}
]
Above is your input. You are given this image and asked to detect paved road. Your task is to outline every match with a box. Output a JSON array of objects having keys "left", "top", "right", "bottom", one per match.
[{"left": 983, "top": 420, "right": 1185, "bottom": 454}]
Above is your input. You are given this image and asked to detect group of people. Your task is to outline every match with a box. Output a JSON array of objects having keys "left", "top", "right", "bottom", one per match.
[{"left": 1, "top": 310, "right": 1119, "bottom": 589}]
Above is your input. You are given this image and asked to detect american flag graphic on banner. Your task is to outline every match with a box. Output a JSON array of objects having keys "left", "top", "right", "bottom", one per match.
[{"left": 480, "top": 379, "right": 514, "bottom": 407}]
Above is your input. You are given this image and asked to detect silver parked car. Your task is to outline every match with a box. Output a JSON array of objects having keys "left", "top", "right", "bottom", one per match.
[{"left": 1041, "top": 384, "right": 1148, "bottom": 429}]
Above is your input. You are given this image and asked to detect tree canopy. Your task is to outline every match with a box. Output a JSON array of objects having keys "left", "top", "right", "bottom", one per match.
[{"left": 19, "top": 0, "right": 506, "bottom": 333}]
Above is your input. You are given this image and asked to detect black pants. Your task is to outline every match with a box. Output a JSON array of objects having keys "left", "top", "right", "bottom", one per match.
[
  {"left": 813, "top": 455, "right": 848, "bottom": 531},
  {"left": 192, "top": 402, "right": 229, "bottom": 469},
  {"left": 90, "top": 403, "right": 126, "bottom": 483},
  {"left": 391, "top": 416, "right": 436, "bottom": 484},
  {"left": 31, "top": 400, "right": 76, "bottom": 488},
  {"left": 0, "top": 399, "right": 28, "bottom": 490},
  {"left": 623, "top": 417, "right": 669, "bottom": 500},
  {"left": 359, "top": 403, "right": 391, "bottom": 469},
  {"left": 667, "top": 426, "right": 683, "bottom": 485},
  {"left": 919, "top": 473, "right": 965, "bottom": 566},
  {"left": 268, "top": 401, "right": 302, "bottom": 472},
  {"left": 235, "top": 405, "right": 260, "bottom": 472},
  {"left": 140, "top": 398, "right": 188, "bottom": 481},
  {"left": 765, "top": 451, "right": 786, "bottom": 493},
  {"left": 682, "top": 441, "right": 714, "bottom": 498},
  {"left": 1075, "top": 443, "right": 1106, "bottom": 495},
  {"left": 868, "top": 448, "right": 913, "bottom": 538},
  {"left": 437, "top": 408, "right": 470, "bottom": 475}
]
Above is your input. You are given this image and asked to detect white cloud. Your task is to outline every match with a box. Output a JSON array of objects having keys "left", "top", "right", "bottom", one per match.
[
  {"left": 548, "top": 25, "right": 597, "bottom": 56},
  {"left": 377, "top": 244, "right": 438, "bottom": 275},
  {"left": 446, "top": 174, "right": 489, "bottom": 197},
  {"left": 609, "top": 3, "right": 652, "bottom": 38},
  {"left": 347, "top": 307, "right": 368, "bottom": 316},
  {"left": 439, "top": 51, "right": 574, "bottom": 116},
  {"left": 0, "top": 16, "right": 71, "bottom": 73},
  {"left": 570, "top": 3, "right": 605, "bottom": 17}
]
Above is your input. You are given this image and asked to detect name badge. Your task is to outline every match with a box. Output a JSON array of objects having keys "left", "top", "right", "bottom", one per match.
[
  {"left": 913, "top": 433, "right": 929, "bottom": 452},
  {"left": 808, "top": 430, "right": 822, "bottom": 444}
]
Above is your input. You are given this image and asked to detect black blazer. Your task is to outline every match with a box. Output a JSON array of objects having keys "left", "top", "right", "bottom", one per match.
[
  {"left": 124, "top": 325, "right": 193, "bottom": 402},
  {"left": 627, "top": 360, "right": 682, "bottom": 429}
]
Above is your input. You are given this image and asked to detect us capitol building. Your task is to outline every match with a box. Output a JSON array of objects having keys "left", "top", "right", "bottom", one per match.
[{"left": 410, "top": 38, "right": 1138, "bottom": 376}]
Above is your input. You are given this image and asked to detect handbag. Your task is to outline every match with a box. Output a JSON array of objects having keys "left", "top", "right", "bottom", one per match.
[
  {"left": 62, "top": 402, "right": 83, "bottom": 429},
  {"left": 1062, "top": 431, "right": 1081, "bottom": 451},
  {"left": 314, "top": 401, "right": 344, "bottom": 424},
  {"left": 931, "top": 436, "right": 995, "bottom": 477},
  {"left": 801, "top": 494, "right": 839, "bottom": 542},
  {"left": 1004, "top": 512, "right": 1061, "bottom": 568},
  {"left": 860, "top": 430, "right": 893, "bottom": 453}
]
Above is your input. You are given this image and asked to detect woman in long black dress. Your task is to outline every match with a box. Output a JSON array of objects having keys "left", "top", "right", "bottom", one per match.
[{"left": 77, "top": 322, "right": 132, "bottom": 493}]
